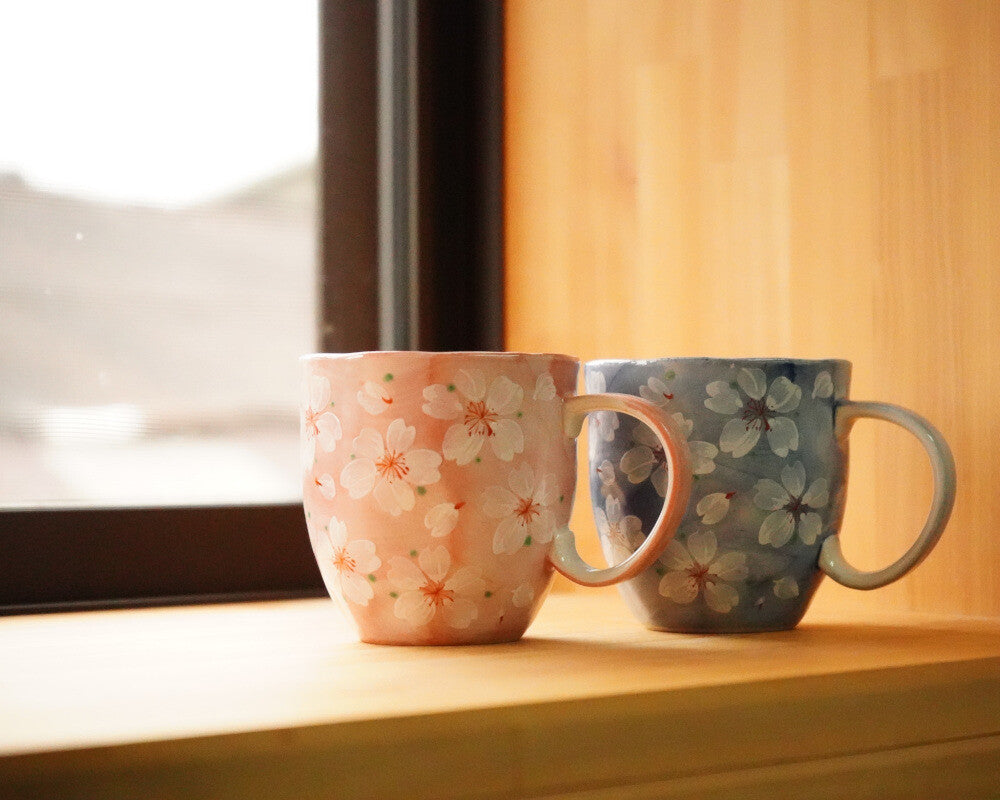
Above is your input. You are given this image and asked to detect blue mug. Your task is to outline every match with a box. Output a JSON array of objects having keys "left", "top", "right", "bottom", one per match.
[{"left": 585, "top": 357, "right": 956, "bottom": 633}]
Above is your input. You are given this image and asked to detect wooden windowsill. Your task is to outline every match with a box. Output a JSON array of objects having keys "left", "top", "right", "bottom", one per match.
[{"left": 2, "top": 591, "right": 999, "bottom": 799}]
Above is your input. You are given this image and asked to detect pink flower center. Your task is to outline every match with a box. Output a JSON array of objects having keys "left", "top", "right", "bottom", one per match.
[
  {"left": 742, "top": 398, "right": 772, "bottom": 432},
  {"left": 686, "top": 561, "right": 716, "bottom": 589},
  {"left": 464, "top": 400, "right": 499, "bottom": 438},
  {"left": 304, "top": 407, "right": 322, "bottom": 437},
  {"left": 784, "top": 495, "right": 804, "bottom": 520},
  {"left": 376, "top": 449, "right": 409, "bottom": 481},
  {"left": 420, "top": 579, "right": 455, "bottom": 608},
  {"left": 515, "top": 496, "right": 541, "bottom": 525},
  {"left": 331, "top": 546, "right": 357, "bottom": 575}
]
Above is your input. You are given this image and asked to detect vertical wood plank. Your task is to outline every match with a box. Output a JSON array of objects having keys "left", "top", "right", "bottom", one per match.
[{"left": 505, "top": 0, "right": 1000, "bottom": 617}]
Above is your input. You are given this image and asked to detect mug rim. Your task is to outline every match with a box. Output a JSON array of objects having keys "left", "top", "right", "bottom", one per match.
[
  {"left": 302, "top": 350, "right": 579, "bottom": 363},
  {"left": 586, "top": 356, "right": 851, "bottom": 368}
]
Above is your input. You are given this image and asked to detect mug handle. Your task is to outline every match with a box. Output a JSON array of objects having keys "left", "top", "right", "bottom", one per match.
[
  {"left": 819, "top": 401, "right": 957, "bottom": 589},
  {"left": 549, "top": 393, "right": 693, "bottom": 587}
]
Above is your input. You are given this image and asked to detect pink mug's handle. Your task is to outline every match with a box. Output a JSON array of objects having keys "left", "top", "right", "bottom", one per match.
[{"left": 549, "top": 393, "right": 693, "bottom": 587}]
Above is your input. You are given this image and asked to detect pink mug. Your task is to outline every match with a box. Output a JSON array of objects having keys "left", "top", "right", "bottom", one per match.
[{"left": 300, "top": 351, "right": 692, "bottom": 645}]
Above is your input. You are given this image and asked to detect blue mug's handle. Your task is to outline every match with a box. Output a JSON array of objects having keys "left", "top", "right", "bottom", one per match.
[{"left": 819, "top": 401, "right": 957, "bottom": 589}]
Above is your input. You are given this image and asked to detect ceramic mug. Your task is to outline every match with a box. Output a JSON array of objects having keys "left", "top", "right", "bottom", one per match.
[
  {"left": 584, "top": 357, "right": 956, "bottom": 633},
  {"left": 300, "top": 351, "right": 692, "bottom": 645}
]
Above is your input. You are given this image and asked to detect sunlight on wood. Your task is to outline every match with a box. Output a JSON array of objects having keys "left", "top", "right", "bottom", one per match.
[{"left": 505, "top": 0, "right": 999, "bottom": 618}]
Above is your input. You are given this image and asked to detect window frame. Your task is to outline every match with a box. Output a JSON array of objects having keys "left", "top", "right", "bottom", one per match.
[{"left": 0, "top": 0, "right": 504, "bottom": 614}]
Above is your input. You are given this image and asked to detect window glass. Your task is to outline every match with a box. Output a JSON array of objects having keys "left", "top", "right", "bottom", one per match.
[{"left": 0, "top": 1, "right": 318, "bottom": 507}]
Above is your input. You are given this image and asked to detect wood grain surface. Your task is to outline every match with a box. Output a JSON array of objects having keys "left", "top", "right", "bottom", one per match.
[
  {"left": 504, "top": 0, "right": 999, "bottom": 618},
  {"left": 2, "top": 595, "right": 1000, "bottom": 798}
]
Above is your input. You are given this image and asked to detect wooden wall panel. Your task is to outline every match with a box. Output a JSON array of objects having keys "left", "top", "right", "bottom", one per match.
[{"left": 505, "top": 0, "right": 999, "bottom": 618}]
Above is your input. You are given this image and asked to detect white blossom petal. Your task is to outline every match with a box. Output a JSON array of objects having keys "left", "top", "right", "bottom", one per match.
[
  {"left": 394, "top": 590, "right": 435, "bottom": 627},
  {"left": 345, "top": 539, "right": 381, "bottom": 574},
  {"left": 711, "top": 551, "right": 749, "bottom": 582},
  {"left": 455, "top": 369, "right": 486, "bottom": 401},
  {"left": 385, "top": 418, "right": 416, "bottom": 454},
  {"left": 493, "top": 516, "right": 527, "bottom": 555},
  {"left": 802, "top": 478, "right": 830, "bottom": 509},
  {"left": 704, "top": 581, "right": 740, "bottom": 613},
  {"left": 696, "top": 492, "right": 732, "bottom": 525},
  {"left": 529, "top": 509, "right": 557, "bottom": 544},
  {"left": 754, "top": 478, "right": 788, "bottom": 511},
  {"left": 766, "top": 376, "right": 802, "bottom": 413},
  {"left": 508, "top": 462, "right": 536, "bottom": 498},
  {"left": 759, "top": 510, "right": 796, "bottom": 547},
  {"left": 720, "top": 418, "right": 761, "bottom": 458},
  {"left": 511, "top": 583, "right": 535, "bottom": 608},
  {"left": 659, "top": 570, "right": 699, "bottom": 604},
  {"left": 442, "top": 423, "right": 484, "bottom": 465},
  {"left": 660, "top": 539, "right": 694, "bottom": 571},
  {"left": 704, "top": 381, "right": 743, "bottom": 415},
  {"left": 482, "top": 485, "right": 519, "bottom": 517},
  {"left": 418, "top": 545, "right": 451, "bottom": 582},
  {"left": 402, "top": 448, "right": 442, "bottom": 486},
  {"left": 766, "top": 416, "right": 799, "bottom": 457},
  {"left": 422, "top": 384, "right": 464, "bottom": 420},
  {"left": 689, "top": 440, "right": 719, "bottom": 475},
  {"left": 341, "top": 458, "right": 377, "bottom": 499},
  {"left": 340, "top": 571, "right": 376, "bottom": 605},
  {"left": 442, "top": 598, "right": 479, "bottom": 629},
  {"left": 798, "top": 512, "right": 823, "bottom": 544},
  {"left": 487, "top": 376, "right": 524, "bottom": 416},
  {"left": 308, "top": 375, "right": 331, "bottom": 410},
  {"left": 780, "top": 461, "right": 807, "bottom": 498},
  {"left": 387, "top": 556, "right": 425, "bottom": 591},
  {"left": 773, "top": 576, "right": 800, "bottom": 598},
  {"left": 425, "top": 502, "right": 461, "bottom": 538},
  {"left": 373, "top": 477, "right": 414, "bottom": 516},
  {"left": 812, "top": 371, "right": 834, "bottom": 399},
  {"left": 314, "top": 473, "right": 337, "bottom": 499},
  {"left": 316, "top": 413, "right": 342, "bottom": 452},
  {"left": 533, "top": 373, "right": 556, "bottom": 401},
  {"left": 489, "top": 418, "right": 525, "bottom": 461},
  {"left": 353, "top": 428, "right": 384, "bottom": 461},
  {"left": 738, "top": 367, "right": 768, "bottom": 401},
  {"left": 650, "top": 465, "right": 670, "bottom": 498},
  {"left": 686, "top": 530, "right": 718, "bottom": 565},
  {"left": 620, "top": 445, "right": 656, "bottom": 483}
]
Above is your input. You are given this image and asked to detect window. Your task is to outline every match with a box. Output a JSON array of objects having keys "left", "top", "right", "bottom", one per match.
[{"left": 0, "top": 0, "right": 504, "bottom": 612}]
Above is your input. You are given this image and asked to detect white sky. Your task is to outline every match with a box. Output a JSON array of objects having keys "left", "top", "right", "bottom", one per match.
[{"left": 0, "top": 1, "right": 318, "bottom": 207}]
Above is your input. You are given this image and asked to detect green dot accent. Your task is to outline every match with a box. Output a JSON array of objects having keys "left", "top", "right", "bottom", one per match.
[
  {"left": 447, "top": 384, "right": 456, "bottom": 392},
  {"left": 693, "top": 474, "right": 701, "bottom": 481},
  {"left": 368, "top": 574, "right": 377, "bottom": 582},
  {"left": 416, "top": 486, "right": 427, "bottom": 495},
  {"left": 654, "top": 566, "right": 666, "bottom": 576},
  {"left": 730, "top": 380, "right": 739, "bottom": 390},
  {"left": 665, "top": 370, "right": 676, "bottom": 380},
  {"left": 475, "top": 457, "right": 482, "bottom": 463},
  {"left": 389, "top": 592, "right": 398, "bottom": 598},
  {"left": 559, "top": 494, "right": 565, "bottom": 503},
  {"left": 484, "top": 591, "right": 493, "bottom": 598},
  {"left": 384, "top": 373, "right": 394, "bottom": 381},
  {"left": 329, "top": 401, "right": 335, "bottom": 407},
  {"left": 524, "top": 536, "right": 532, "bottom": 546},
  {"left": 517, "top": 411, "right": 523, "bottom": 418},
  {"left": 350, "top": 453, "right": 356, "bottom": 459},
  {"left": 410, "top": 549, "right": 418, "bottom": 557}
]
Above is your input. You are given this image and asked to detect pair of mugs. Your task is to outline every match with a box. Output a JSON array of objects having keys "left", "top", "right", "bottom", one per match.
[{"left": 301, "top": 351, "right": 955, "bottom": 645}]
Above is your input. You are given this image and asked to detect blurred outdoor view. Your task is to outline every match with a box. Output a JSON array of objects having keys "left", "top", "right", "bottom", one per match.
[{"left": 0, "top": 2, "right": 318, "bottom": 506}]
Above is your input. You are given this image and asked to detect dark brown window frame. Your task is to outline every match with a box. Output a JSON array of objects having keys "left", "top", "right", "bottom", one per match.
[{"left": 0, "top": 0, "right": 504, "bottom": 614}]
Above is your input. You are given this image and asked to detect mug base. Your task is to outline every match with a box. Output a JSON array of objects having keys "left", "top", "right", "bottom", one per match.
[
  {"left": 644, "top": 621, "right": 799, "bottom": 634},
  {"left": 358, "top": 631, "right": 527, "bottom": 646}
]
